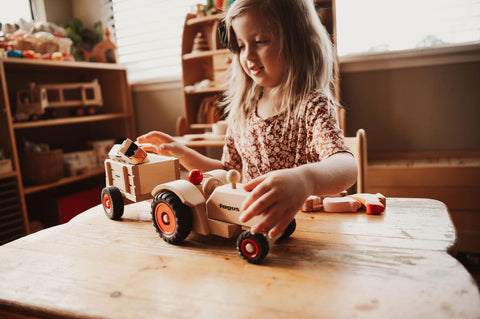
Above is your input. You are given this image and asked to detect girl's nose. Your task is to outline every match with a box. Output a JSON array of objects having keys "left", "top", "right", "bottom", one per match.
[{"left": 244, "top": 45, "right": 256, "bottom": 61}]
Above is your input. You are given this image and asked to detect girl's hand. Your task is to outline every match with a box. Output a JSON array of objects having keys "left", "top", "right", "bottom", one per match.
[
  {"left": 137, "top": 131, "right": 187, "bottom": 158},
  {"left": 239, "top": 168, "right": 311, "bottom": 238}
]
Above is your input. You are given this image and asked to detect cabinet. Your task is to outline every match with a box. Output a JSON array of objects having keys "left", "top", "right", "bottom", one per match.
[
  {"left": 178, "top": 0, "right": 344, "bottom": 135},
  {"left": 0, "top": 58, "right": 135, "bottom": 243}
]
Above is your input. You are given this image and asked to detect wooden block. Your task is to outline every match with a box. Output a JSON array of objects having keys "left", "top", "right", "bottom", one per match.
[
  {"left": 323, "top": 197, "right": 362, "bottom": 213},
  {"left": 348, "top": 193, "right": 386, "bottom": 214},
  {"left": 302, "top": 195, "right": 323, "bottom": 212}
]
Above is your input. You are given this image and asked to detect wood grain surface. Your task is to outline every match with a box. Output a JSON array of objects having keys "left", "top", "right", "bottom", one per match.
[{"left": 0, "top": 198, "right": 479, "bottom": 319}]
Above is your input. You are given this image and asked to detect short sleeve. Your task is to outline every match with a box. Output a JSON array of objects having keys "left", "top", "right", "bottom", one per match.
[
  {"left": 221, "top": 126, "right": 243, "bottom": 172},
  {"left": 308, "top": 98, "right": 351, "bottom": 160}
]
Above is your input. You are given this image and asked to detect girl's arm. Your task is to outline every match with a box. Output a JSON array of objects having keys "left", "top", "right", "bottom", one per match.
[
  {"left": 240, "top": 152, "right": 357, "bottom": 238},
  {"left": 137, "top": 131, "right": 223, "bottom": 171}
]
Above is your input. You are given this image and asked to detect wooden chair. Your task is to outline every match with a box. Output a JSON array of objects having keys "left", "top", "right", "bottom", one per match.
[{"left": 344, "top": 129, "right": 367, "bottom": 193}]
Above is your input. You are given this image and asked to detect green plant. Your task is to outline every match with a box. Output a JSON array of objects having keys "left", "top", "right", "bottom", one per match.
[{"left": 64, "top": 18, "right": 103, "bottom": 60}]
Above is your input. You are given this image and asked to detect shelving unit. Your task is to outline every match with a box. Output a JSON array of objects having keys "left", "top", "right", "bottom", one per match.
[
  {"left": 178, "top": 0, "right": 344, "bottom": 135},
  {"left": 178, "top": 13, "right": 228, "bottom": 135},
  {"left": 0, "top": 58, "right": 135, "bottom": 243}
]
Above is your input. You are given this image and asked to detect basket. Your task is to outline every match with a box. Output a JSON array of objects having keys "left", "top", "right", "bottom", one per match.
[{"left": 21, "top": 149, "right": 64, "bottom": 185}]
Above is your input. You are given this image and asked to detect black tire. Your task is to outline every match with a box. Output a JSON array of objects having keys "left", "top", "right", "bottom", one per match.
[
  {"left": 151, "top": 191, "right": 192, "bottom": 245},
  {"left": 275, "top": 219, "right": 296, "bottom": 243},
  {"left": 101, "top": 186, "right": 124, "bottom": 220},
  {"left": 236, "top": 231, "right": 269, "bottom": 264}
]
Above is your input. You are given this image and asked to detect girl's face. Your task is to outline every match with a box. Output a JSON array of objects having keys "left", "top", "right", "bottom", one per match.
[{"left": 231, "top": 12, "right": 286, "bottom": 90}]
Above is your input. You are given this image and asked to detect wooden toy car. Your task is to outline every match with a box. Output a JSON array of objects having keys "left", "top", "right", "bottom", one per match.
[
  {"left": 150, "top": 169, "right": 296, "bottom": 264},
  {"left": 15, "top": 79, "right": 103, "bottom": 121}
]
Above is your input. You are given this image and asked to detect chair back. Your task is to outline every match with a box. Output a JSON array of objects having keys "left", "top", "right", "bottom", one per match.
[{"left": 344, "top": 129, "right": 367, "bottom": 193}]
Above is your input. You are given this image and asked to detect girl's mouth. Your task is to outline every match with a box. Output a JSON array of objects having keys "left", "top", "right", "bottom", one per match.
[{"left": 250, "top": 65, "right": 263, "bottom": 75}]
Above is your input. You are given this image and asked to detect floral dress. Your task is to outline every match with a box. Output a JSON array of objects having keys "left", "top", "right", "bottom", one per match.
[{"left": 222, "top": 94, "right": 351, "bottom": 181}]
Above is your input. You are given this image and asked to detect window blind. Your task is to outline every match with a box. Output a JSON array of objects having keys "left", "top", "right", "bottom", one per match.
[
  {"left": 107, "top": 0, "right": 205, "bottom": 83},
  {"left": 336, "top": 0, "right": 480, "bottom": 56}
]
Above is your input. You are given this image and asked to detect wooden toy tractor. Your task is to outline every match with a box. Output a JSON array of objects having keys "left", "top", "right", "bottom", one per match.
[{"left": 150, "top": 169, "right": 296, "bottom": 264}]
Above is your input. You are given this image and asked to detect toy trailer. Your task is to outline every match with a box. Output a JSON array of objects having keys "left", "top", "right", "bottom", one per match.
[
  {"left": 15, "top": 79, "right": 103, "bottom": 121},
  {"left": 102, "top": 153, "right": 180, "bottom": 220}
]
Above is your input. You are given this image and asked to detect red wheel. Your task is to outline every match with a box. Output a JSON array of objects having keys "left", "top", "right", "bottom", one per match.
[
  {"left": 86, "top": 106, "right": 96, "bottom": 115},
  {"left": 75, "top": 107, "right": 85, "bottom": 116},
  {"left": 236, "top": 231, "right": 269, "bottom": 264},
  {"left": 151, "top": 191, "right": 192, "bottom": 245},
  {"left": 240, "top": 238, "right": 260, "bottom": 259},
  {"left": 154, "top": 203, "right": 176, "bottom": 235},
  {"left": 101, "top": 186, "right": 124, "bottom": 220}
]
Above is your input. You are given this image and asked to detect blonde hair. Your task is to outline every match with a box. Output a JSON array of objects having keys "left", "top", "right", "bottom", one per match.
[{"left": 222, "top": 0, "right": 337, "bottom": 133}]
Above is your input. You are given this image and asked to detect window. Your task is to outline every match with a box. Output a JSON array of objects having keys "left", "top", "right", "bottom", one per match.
[
  {"left": 336, "top": 0, "right": 480, "bottom": 57},
  {"left": 108, "top": 0, "right": 206, "bottom": 84},
  {"left": 0, "top": 0, "right": 32, "bottom": 24}
]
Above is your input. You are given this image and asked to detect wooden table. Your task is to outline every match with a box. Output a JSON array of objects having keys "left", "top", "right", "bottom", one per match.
[{"left": 0, "top": 198, "right": 479, "bottom": 318}]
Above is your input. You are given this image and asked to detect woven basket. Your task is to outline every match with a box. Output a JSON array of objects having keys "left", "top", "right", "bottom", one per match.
[{"left": 21, "top": 149, "right": 64, "bottom": 185}]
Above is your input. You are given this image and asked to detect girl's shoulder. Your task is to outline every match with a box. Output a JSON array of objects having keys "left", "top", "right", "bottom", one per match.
[{"left": 302, "top": 92, "right": 336, "bottom": 117}]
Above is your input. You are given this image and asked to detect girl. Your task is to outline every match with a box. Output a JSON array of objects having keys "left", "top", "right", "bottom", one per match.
[{"left": 138, "top": 0, "right": 357, "bottom": 238}]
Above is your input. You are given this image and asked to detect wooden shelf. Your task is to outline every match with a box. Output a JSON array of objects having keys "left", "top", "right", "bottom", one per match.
[
  {"left": 0, "top": 59, "right": 135, "bottom": 239},
  {"left": 13, "top": 113, "right": 130, "bottom": 129},
  {"left": 24, "top": 167, "right": 105, "bottom": 195},
  {"left": 185, "top": 87, "right": 225, "bottom": 94},
  {"left": 190, "top": 123, "right": 213, "bottom": 130},
  {"left": 0, "top": 171, "right": 17, "bottom": 181},
  {"left": 0, "top": 57, "right": 127, "bottom": 71},
  {"left": 183, "top": 49, "right": 230, "bottom": 61},
  {"left": 186, "top": 13, "right": 225, "bottom": 26}
]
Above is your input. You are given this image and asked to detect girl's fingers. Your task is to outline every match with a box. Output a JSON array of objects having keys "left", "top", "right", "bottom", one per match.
[
  {"left": 268, "top": 215, "right": 294, "bottom": 238},
  {"left": 243, "top": 175, "right": 265, "bottom": 192},
  {"left": 137, "top": 143, "right": 159, "bottom": 153},
  {"left": 240, "top": 177, "right": 279, "bottom": 222},
  {"left": 137, "top": 131, "right": 173, "bottom": 145},
  {"left": 249, "top": 203, "right": 284, "bottom": 234},
  {"left": 241, "top": 175, "right": 268, "bottom": 212}
]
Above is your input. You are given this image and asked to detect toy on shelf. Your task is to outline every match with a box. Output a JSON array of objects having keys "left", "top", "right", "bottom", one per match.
[
  {"left": 302, "top": 192, "right": 386, "bottom": 214},
  {"left": 0, "top": 18, "right": 73, "bottom": 61},
  {"left": 192, "top": 32, "right": 210, "bottom": 52},
  {"left": 76, "top": 27, "right": 117, "bottom": 63},
  {"left": 0, "top": 148, "right": 13, "bottom": 175},
  {"left": 101, "top": 140, "right": 296, "bottom": 264},
  {"left": 15, "top": 79, "right": 103, "bottom": 121},
  {"left": 63, "top": 150, "right": 97, "bottom": 176}
]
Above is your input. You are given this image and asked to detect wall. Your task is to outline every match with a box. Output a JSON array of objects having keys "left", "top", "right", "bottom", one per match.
[
  {"left": 340, "top": 46, "right": 480, "bottom": 153},
  {"left": 44, "top": 0, "right": 102, "bottom": 28},
  {"left": 133, "top": 83, "right": 184, "bottom": 136}
]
